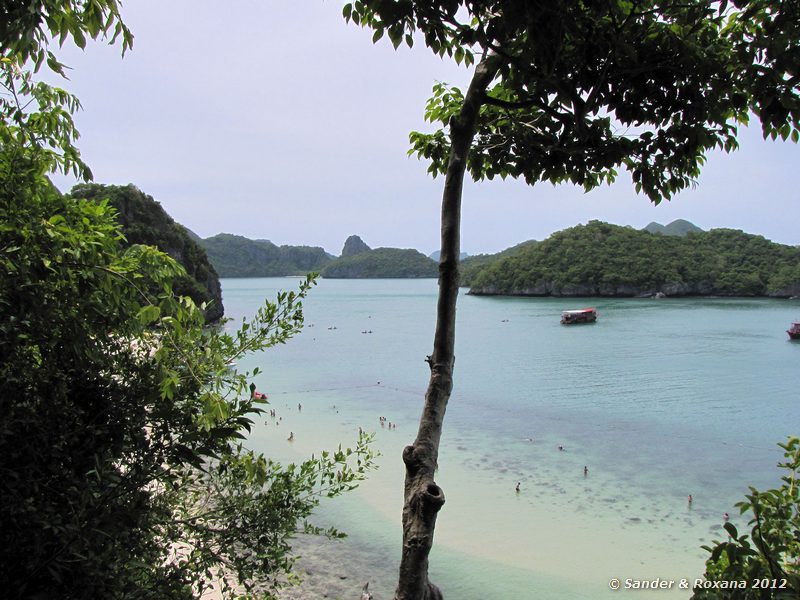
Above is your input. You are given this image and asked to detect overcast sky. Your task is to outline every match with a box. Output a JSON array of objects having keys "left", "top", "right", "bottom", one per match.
[{"left": 48, "top": 0, "right": 800, "bottom": 256}]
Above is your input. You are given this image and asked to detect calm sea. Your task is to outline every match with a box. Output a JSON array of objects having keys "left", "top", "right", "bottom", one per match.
[{"left": 222, "top": 277, "right": 800, "bottom": 599}]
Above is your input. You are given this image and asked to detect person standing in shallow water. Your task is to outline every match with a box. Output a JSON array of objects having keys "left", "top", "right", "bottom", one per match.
[{"left": 515, "top": 482, "right": 520, "bottom": 493}]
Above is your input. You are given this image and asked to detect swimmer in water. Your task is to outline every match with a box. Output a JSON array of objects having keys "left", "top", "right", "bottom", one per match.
[
  {"left": 288, "top": 432, "right": 294, "bottom": 442},
  {"left": 515, "top": 482, "right": 520, "bottom": 493}
]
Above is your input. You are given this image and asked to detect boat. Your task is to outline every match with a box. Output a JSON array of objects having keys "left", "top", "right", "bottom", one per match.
[
  {"left": 788, "top": 322, "right": 800, "bottom": 340},
  {"left": 561, "top": 308, "right": 598, "bottom": 325}
]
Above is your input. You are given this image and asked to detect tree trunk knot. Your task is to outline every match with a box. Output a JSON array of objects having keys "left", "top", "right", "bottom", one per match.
[
  {"left": 402, "top": 444, "right": 422, "bottom": 473},
  {"left": 422, "top": 483, "right": 445, "bottom": 512}
]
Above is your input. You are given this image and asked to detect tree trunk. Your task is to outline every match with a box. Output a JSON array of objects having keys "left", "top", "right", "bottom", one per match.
[{"left": 394, "top": 53, "right": 500, "bottom": 600}]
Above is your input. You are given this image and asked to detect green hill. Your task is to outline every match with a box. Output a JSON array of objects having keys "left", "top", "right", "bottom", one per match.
[
  {"left": 460, "top": 240, "right": 538, "bottom": 286},
  {"left": 69, "top": 184, "right": 225, "bottom": 321},
  {"left": 468, "top": 221, "right": 800, "bottom": 297},
  {"left": 643, "top": 219, "right": 703, "bottom": 236},
  {"left": 200, "top": 234, "right": 333, "bottom": 277},
  {"left": 322, "top": 247, "right": 438, "bottom": 278}
]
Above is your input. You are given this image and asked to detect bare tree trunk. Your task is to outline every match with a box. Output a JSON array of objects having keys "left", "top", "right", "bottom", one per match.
[{"left": 394, "top": 53, "right": 500, "bottom": 600}]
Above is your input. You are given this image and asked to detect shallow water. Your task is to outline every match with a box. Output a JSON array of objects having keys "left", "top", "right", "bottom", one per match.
[{"left": 223, "top": 278, "right": 800, "bottom": 599}]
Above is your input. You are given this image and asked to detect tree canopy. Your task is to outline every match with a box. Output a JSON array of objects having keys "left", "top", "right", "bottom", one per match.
[{"left": 351, "top": 1, "right": 797, "bottom": 200}]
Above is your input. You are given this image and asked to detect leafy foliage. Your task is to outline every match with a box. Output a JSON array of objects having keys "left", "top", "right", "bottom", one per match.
[
  {"left": 1, "top": 6, "right": 377, "bottom": 599},
  {"left": 466, "top": 221, "right": 800, "bottom": 296},
  {"left": 0, "top": 154, "right": 377, "bottom": 597},
  {"left": 693, "top": 437, "right": 800, "bottom": 599},
  {"left": 0, "top": 0, "right": 133, "bottom": 75},
  {"left": 1, "top": 0, "right": 133, "bottom": 180},
  {"left": 347, "top": 0, "right": 799, "bottom": 203},
  {"left": 69, "top": 183, "right": 225, "bottom": 322}
]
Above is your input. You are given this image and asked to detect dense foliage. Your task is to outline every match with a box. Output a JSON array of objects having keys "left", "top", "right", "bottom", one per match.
[
  {"left": 0, "top": 140, "right": 377, "bottom": 599},
  {"left": 1, "top": 6, "right": 376, "bottom": 599},
  {"left": 201, "top": 233, "right": 333, "bottom": 278},
  {"left": 466, "top": 221, "right": 800, "bottom": 297},
  {"left": 69, "top": 183, "right": 225, "bottom": 321},
  {"left": 459, "top": 240, "right": 538, "bottom": 285},
  {"left": 350, "top": 1, "right": 799, "bottom": 202},
  {"left": 693, "top": 437, "right": 800, "bottom": 599},
  {"left": 322, "top": 247, "right": 438, "bottom": 278}
]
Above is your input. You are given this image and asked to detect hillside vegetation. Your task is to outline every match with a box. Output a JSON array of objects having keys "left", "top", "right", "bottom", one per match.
[
  {"left": 460, "top": 239, "right": 539, "bottom": 285},
  {"left": 201, "top": 234, "right": 333, "bottom": 277},
  {"left": 69, "top": 184, "right": 225, "bottom": 321},
  {"left": 467, "top": 221, "right": 800, "bottom": 297},
  {"left": 322, "top": 247, "right": 438, "bottom": 278}
]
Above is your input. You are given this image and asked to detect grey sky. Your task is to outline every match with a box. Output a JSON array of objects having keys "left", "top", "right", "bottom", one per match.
[{"left": 50, "top": 0, "right": 800, "bottom": 256}]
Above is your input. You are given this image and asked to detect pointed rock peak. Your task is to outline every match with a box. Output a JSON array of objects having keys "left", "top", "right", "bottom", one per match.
[{"left": 341, "top": 235, "right": 371, "bottom": 257}]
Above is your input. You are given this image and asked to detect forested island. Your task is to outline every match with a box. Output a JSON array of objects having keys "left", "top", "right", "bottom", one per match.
[
  {"left": 320, "top": 235, "right": 438, "bottom": 278},
  {"left": 200, "top": 233, "right": 334, "bottom": 277},
  {"left": 466, "top": 221, "right": 800, "bottom": 298},
  {"left": 198, "top": 233, "right": 438, "bottom": 279},
  {"left": 70, "top": 194, "right": 800, "bottom": 298}
]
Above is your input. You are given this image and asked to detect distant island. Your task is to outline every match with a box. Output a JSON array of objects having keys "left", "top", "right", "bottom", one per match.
[
  {"left": 197, "top": 233, "right": 437, "bottom": 279},
  {"left": 320, "top": 236, "right": 437, "bottom": 279},
  {"left": 465, "top": 220, "right": 800, "bottom": 298},
  {"left": 85, "top": 194, "right": 799, "bottom": 297},
  {"left": 642, "top": 219, "right": 704, "bottom": 236},
  {"left": 200, "top": 234, "right": 334, "bottom": 277}
]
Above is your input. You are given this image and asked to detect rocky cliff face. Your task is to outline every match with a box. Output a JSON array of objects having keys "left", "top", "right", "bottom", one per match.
[
  {"left": 468, "top": 280, "right": 769, "bottom": 297},
  {"left": 341, "top": 235, "right": 371, "bottom": 258}
]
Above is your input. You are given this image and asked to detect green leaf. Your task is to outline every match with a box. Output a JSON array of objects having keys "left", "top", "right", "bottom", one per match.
[{"left": 136, "top": 304, "right": 161, "bottom": 325}]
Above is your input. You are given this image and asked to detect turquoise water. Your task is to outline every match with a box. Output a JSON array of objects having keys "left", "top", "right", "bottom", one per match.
[{"left": 223, "top": 278, "right": 800, "bottom": 599}]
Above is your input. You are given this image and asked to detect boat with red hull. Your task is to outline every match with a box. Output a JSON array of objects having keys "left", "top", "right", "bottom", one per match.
[
  {"left": 561, "top": 308, "right": 598, "bottom": 325},
  {"left": 788, "top": 322, "right": 800, "bottom": 340}
]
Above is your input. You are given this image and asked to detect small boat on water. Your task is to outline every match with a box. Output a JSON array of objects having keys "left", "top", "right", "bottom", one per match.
[
  {"left": 788, "top": 322, "right": 800, "bottom": 340},
  {"left": 561, "top": 308, "right": 598, "bottom": 325}
]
